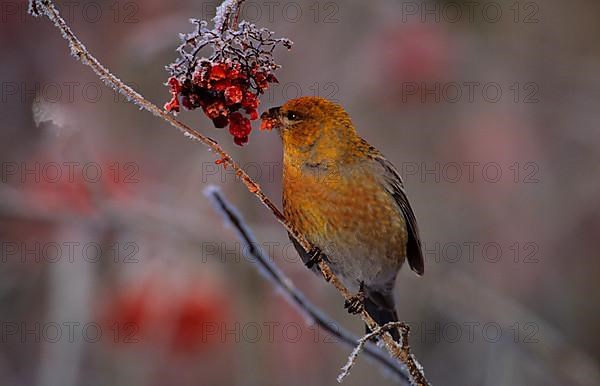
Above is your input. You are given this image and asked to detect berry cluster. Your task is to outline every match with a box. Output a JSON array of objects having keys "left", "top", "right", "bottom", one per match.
[{"left": 165, "top": 1, "right": 291, "bottom": 146}]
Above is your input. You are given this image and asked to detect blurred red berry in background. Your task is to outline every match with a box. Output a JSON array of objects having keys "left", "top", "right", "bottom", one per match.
[
  {"left": 17, "top": 153, "right": 134, "bottom": 216},
  {"left": 378, "top": 23, "right": 453, "bottom": 83},
  {"left": 98, "top": 272, "right": 231, "bottom": 354}
]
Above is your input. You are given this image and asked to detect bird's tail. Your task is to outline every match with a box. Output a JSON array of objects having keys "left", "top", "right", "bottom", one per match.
[{"left": 364, "top": 292, "right": 400, "bottom": 342}]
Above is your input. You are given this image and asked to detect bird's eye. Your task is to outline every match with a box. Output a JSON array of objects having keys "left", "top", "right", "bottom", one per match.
[{"left": 286, "top": 111, "right": 300, "bottom": 121}]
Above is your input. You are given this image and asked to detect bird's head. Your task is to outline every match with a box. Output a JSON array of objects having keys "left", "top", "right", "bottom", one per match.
[{"left": 261, "top": 97, "right": 358, "bottom": 156}]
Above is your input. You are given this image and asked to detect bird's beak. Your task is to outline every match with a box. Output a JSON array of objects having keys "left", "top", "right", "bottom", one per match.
[
  {"left": 260, "top": 106, "right": 283, "bottom": 131},
  {"left": 260, "top": 106, "right": 281, "bottom": 121}
]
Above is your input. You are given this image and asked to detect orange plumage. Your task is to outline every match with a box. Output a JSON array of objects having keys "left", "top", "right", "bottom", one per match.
[{"left": 262, "top": 97, "right": 424, "bottom": 340}]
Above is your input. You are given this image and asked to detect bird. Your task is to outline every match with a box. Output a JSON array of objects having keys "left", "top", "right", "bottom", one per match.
[{"left": 261, "top": 97, "right": 424, "bottom": 341}]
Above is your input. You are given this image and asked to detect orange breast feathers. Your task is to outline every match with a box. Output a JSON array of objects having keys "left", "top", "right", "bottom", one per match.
[{"left": 282, "top": 157, "right": 408, "bottom": 263}]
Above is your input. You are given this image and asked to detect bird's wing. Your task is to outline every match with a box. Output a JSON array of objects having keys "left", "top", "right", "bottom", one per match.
[{"left": 371, "top": 155, "right": 424, "bottom": 276}]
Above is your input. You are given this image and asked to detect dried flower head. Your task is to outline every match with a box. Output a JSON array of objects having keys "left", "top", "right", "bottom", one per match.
[{"left": 165, "top": 0, "right": 292, "bottom": 146}]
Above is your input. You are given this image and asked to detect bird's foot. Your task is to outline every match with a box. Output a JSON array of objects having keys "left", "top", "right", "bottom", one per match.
[
  {"left": 305, "top": 247, "right": 322, "bottom": 269},
  {"left": 344, "top": 282, "right": 366, "bottom": 315}
]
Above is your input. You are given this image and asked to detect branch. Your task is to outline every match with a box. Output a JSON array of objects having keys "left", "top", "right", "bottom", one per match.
[
  {"left": 28, "top": 1, "right": 429, "bottom": 384},
  {"left": 204, "top": 186, "right": 411, "bottom": 384}
]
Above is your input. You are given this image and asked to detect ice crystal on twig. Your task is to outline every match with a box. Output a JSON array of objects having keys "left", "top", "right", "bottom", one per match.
[{"left": 28, "top": 0, "right": 42, "bottom": 16}]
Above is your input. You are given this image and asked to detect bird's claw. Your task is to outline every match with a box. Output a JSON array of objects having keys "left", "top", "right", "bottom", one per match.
[
  {"left": 344, "top": 296, "right": 364, "bottom": 314},
  {"left": 305, "top": 247, "right": 322, "bottom": 269},
  {"left": 344, "top": 282, "right": 366, "bottom": 315}
]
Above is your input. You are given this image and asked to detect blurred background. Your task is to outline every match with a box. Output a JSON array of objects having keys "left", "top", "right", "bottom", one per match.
[{"left": 1, "top": 0, "right": 599, "bottom": 385}]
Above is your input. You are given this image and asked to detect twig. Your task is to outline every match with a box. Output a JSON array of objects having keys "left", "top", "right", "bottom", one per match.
[
  {"left": 28, "top": 1, "right": 429, "bottom": 384},
  {"left": 337, "top": 322, "right": 411, "bottom": 383},
  {"left": 204, "top": 186, "right": 411, "bottom": 384},
  {"left": 232, "top": 0, "right": 247, "bottom": 30}
]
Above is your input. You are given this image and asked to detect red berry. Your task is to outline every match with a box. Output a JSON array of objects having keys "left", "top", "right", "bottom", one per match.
[
  {"left": 164, "top": 77, "right": 182, "bottom": 112},
  {"left": 181, "top": 96, "right": 192, "bottom": 110},
  {"left": 210, "top": 63, "right": 227, "bottom": 81},
  {"left": 241, "top": 92, "right": 258, "bottom": 109},
  {"left": 247, "top": 108, "right": 259, "bottom": 120},
  {"left": 164, "top": 97, "right": 180, "bottom": 113},
  {"left": 228, "top": 112, "right": 252, "bottom": 137},
  {"left": 260, "top": 117, "right": 278, "bottom": 131},
  {"left": 233, "top": 135, "right": 249, "bottom": 146},
  {"left": 212, "top": 116, "right": 229, "bottom": 128},
  {"left": 204, "top": 101, "right": 226, "bottom": 119},
  {"left": 227, "top": 64, "right": 242, "bottom": 80},
  {"left": 254, "top": 71, "right": 268, "bottom": 90},
  {"left": 197, "top": 94, "right": 213, "bottom": 108},
  {"left": 224, "top": 86, "right": 243, "bottom": 105},
  {"left": 167, "top": 77, "right": 181, "bottom": 93},
  {"left": 213, "top": 79, "right": 231, "bottom": 92}
]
